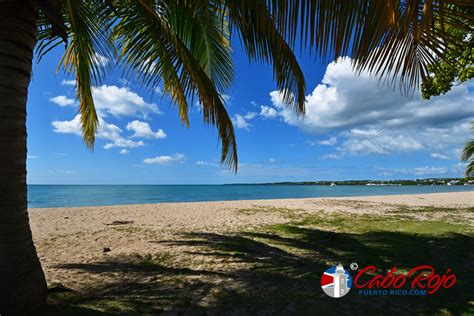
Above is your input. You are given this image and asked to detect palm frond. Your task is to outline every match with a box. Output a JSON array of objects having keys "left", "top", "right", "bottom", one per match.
[
  {"left": 165, "top": 1, "right": 234, "bottom": 93},
  {"left": 264, "top": 0, "right": 474, "bottom": 92},
  {"left": 58, "top": 0, "right": 114, "bottom": 148},
  {"left": 465, "top": 162, "right": 474, "bottom": 177},
  {"left": 113, "top": 0, "right": 237, "bottom": 170},
  {"left": 225, "top": 0, "right": 306, "bottom": 113},
  {"left": 461, "top": 140, "right": 474, "bottom": 161}
]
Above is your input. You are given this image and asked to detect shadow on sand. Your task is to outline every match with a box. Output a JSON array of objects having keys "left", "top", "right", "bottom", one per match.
[{"left": 43, "top": 226, "right": 473, "bottom": 315}]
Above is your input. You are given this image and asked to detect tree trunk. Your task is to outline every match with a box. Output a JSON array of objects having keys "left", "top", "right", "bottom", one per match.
[{"left": 0, "top": 1, "right": 47, "bottom": 314}]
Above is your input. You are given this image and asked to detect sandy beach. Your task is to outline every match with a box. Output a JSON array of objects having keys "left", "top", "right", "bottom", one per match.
[{"left": 31, "top": 191, "right": 474, "bottom": 314}]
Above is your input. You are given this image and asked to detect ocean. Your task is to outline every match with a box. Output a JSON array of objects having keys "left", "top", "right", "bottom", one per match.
[{"left": 28, "top": 184, "right": 474, "bottom": 208}]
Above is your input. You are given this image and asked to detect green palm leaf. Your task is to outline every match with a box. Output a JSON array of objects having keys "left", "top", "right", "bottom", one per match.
[
  {"left": 58, "top": 0, "right": 114, "bottom": 148},
  {"left": 260, "top": 0, "right": 473, "bottom": 92},
  {"left": 225, "top": 0, "right": 306, "bottom": 113},
  {"left": 114, "top": 0, "right": 237, "bottom": 170}
]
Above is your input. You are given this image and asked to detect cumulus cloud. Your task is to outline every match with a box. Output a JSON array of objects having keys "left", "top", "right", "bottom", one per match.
[
  {"left": 52, "top": 115, "right": 83, "bottom": 136},
  {"left": 143, "top": 154, "right": 185, "bottom": 165},
  {"left": 51, "top": 85, "right": 165, "bottom": 153},
  {"left": 264, "top": 57, "right": 473, "bottom": 159},
  {"left": 104, "top": 138, "right": 144, "bottom": 149},
  {"left": 318, "top": 137, "right": 338, "bottom": 146},
  {"left": 120, "top": 149, "right": 129, "bottom": 154},
  {"left": 260, "top": 105, "right": 278, "bottom": 119},
  {"left": 52, "top": 115, "right": 144, "bottom": 149},
  {"left": 126, "top": 120, "right": 166, "bottom": 139},
  {"left": 339, "top": 129, "right": 423, "bottom": 155},
  {"left": 231, "top": 112, "right": 257, "bottom": 130},
  {"left": 50, "top": 95, "right": 75, "bottom": 107},
  {"left": 268, "top": 58, "right": 473, "bottom": 133},
  {"left": 92, "top": 85, "right": 160, "bottom": 118}
]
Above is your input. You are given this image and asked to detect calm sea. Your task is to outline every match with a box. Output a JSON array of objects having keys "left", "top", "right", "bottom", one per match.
[{"left": 27, "top": 185, "right": 474, "bottom": 208}]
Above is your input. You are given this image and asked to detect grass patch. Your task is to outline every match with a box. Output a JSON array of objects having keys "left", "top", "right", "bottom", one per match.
[
  {"left": 285, "top": 211, "right": 473, "bottom": 235},
  {"left": 236, "top": 206, "right": 306, "bottom": 218},
  {"left": 43, "top": 205, "right": 474, "bottom": 315}
]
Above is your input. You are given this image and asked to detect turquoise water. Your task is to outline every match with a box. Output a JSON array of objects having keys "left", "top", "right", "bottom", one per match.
[{"left": 28, "top": 185, "right": 474, "bottom": 208}]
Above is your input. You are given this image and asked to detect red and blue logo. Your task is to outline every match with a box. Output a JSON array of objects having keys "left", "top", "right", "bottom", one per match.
[
  {"left": 321, "top": 263, "right": 456, "bottom": 297},
  {"left": 321, "top": 264, "right": 353, "bottom": 298}
]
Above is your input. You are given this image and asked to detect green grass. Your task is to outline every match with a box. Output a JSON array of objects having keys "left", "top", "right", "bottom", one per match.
[{"left": 43, "top": 206, "right": 474, "bottom": 316}]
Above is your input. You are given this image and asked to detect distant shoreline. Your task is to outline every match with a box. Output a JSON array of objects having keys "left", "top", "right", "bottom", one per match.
[
  {"left": 26, "top": 177, "right": 474, "bottom": 187},
  {"left": 224, "top": 177, "right": 474, "bottom": 186}
]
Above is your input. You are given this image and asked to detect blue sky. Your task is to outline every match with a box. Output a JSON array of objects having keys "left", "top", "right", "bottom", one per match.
[{"left": 26, "top": 41, "right": 473, "bottom": 184}]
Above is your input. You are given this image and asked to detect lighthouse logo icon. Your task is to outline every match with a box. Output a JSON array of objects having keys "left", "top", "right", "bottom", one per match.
[{"left": 321, "top": 264, "right": 352, "bottom": 298}]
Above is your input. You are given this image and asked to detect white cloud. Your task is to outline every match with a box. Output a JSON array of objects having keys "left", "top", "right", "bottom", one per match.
[
  {"left": 155, "top": 86, "right": 163, "bottom": 95},
  {"left": 52, "top": 115, "right": 83, "bottom": 136},
  {"left": 92, "top": 85, "right": 160, "bottom": 118},
  {"left": 51, "top": 85, "right": 166, "bottom": 152},
  {"left": 143, "top": 154, "right": 185, "bottom": 165},
  {"left": 195, "top": 160, "right": 218, "bottom": 166},
  {"left": 265, "top": 57, "right": 473, "bottom": 159},
  {"left": 231, "top": 112, "right": 257, "bottom": 130},
  {"left": 27, "top": 155, "right": 39, "bottom": 159},
  {"left": 340, "top": 129, "right": 423, "bottom": 155},
  {"left": 319, "top": 137, "right": 338, "bottom": 146},
  {"left": 103, "top": 138, "right": 144, "bottom": 149},
  {"left": 260, "top": 105, "right": 278, "bottom": 119},
  {"left": 52, "top": 115, "right": 144, "bottom": 149},
  {"left": 126, "top": 120, "right": 166, "bottom": 139},
  {"left": 120, "top": 149, "right": 129, "bottom": 154},
  {"left": 50, "top": 95, "right": 75, "bottom": 107},
  {"left": 61, "top": 79, "right": 76, "bottom": 86},
  {"left": 269, "top": 58, "right": 474, "bottom": 133},
  {"left": 306, "top": 137, "right": 338, "bottom": 147},
  {"left": 320, "top": 153, "right": 344, "bottom": 160},
  {"left": 430, "top": 152, "right": 451, "bottom": 160}
]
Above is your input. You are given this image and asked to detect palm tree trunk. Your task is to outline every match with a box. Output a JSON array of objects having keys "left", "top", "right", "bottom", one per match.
[{"left": 0, "top": 1, "right": 47, "bottom": 314}]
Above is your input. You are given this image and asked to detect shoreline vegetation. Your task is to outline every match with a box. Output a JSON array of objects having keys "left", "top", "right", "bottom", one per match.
[
  {"left": 226, "top": 177, "right": 474, "bottom": 186},
  {"left": 32, "top": 192, "right": 473, "bottom": 315}
]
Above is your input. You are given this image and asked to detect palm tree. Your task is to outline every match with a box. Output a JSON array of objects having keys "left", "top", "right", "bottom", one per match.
[
  {"left": 461, "top": 124, "right": 474, "bottom": 177},
  {"left": 0, "top": 0, "right": 471, "bottom": 313}
]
